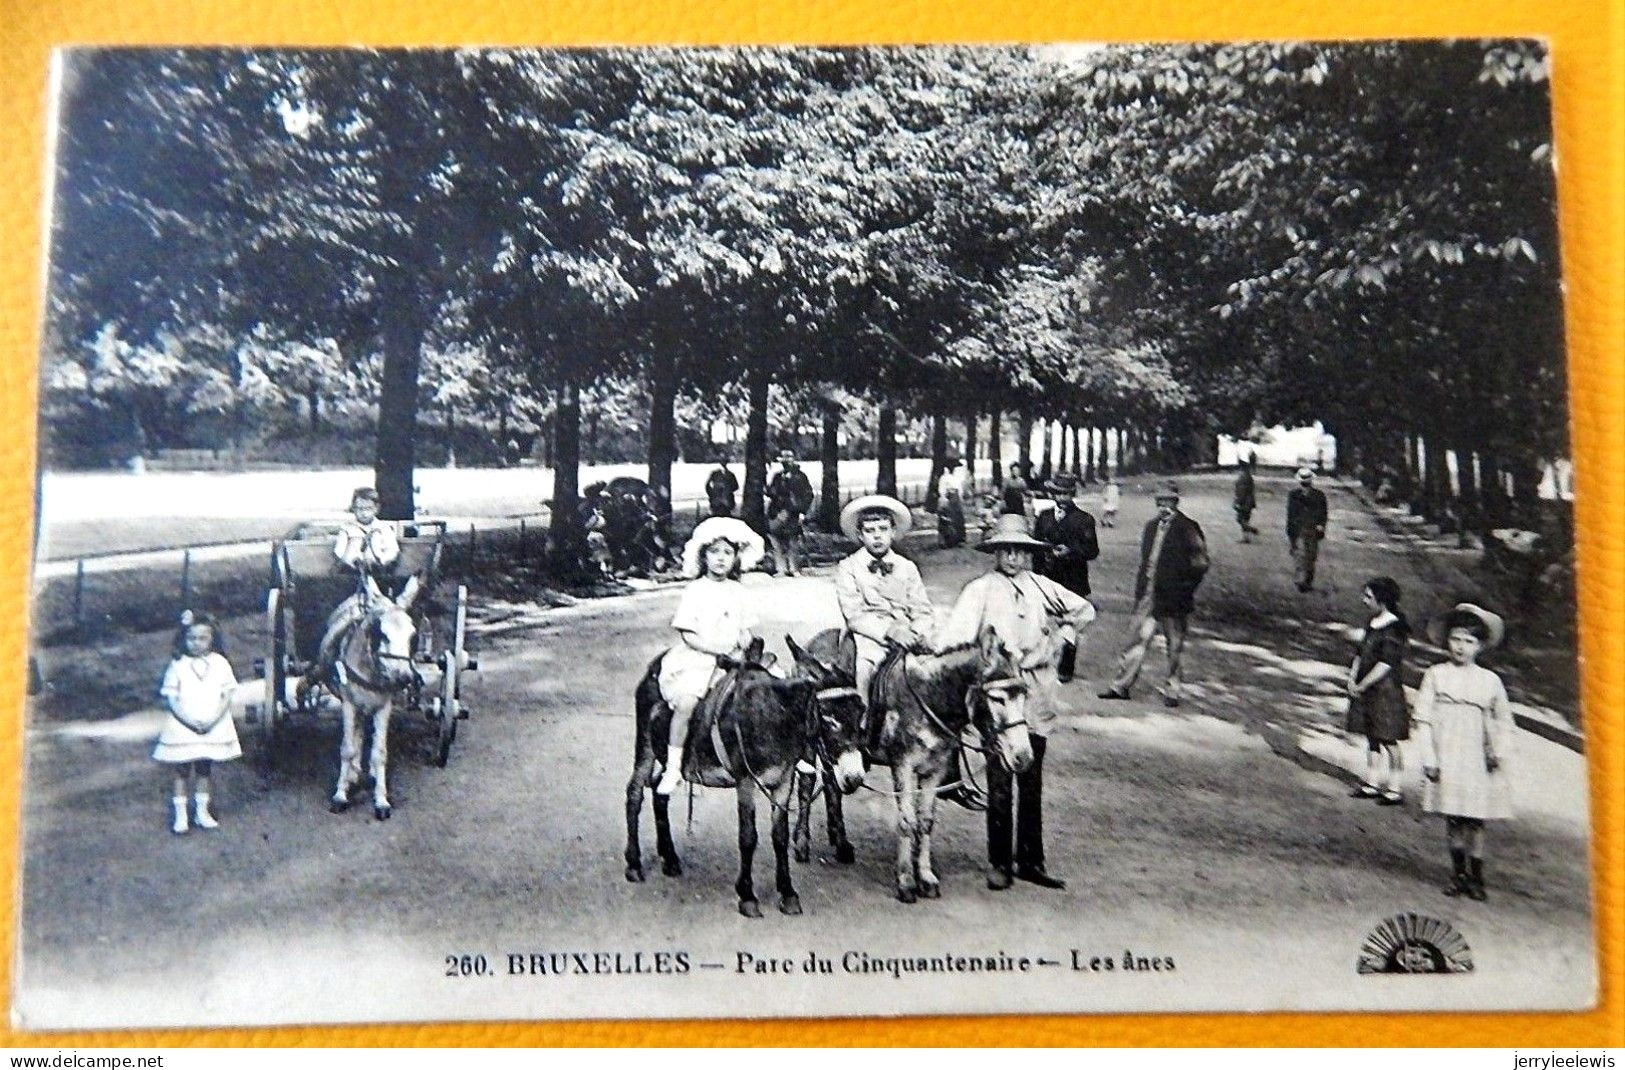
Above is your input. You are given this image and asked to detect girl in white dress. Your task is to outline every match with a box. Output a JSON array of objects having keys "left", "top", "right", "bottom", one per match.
[
  {"left": 1416, "top": 603, "right": 1512, "bottom": 901},
  {"left": 154, "top": 612, "right": 242, "bottom": 834},
  {"left": 655, "top": 516, "right": 765, "bottom": 795}
]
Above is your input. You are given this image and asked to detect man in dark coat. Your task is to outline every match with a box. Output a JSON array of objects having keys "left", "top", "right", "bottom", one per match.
[
  {"left": 705, "top": 462, "right": 739, "bottom": 517},
  {"left": 1233, "top": 456, "right": 1259, "bottom": 541},
  {"left": 1286, "top": 467, "right": 1330, "bottom": 591},
  {"left": 765, "top": 451, "right": 815, "bottom": 576},
  {"left": 1033, "top": 473, "right": 1100, "bottom": 682},
  {"left": 1099, "top": 481, "right": 1209, "bottom": 707}
]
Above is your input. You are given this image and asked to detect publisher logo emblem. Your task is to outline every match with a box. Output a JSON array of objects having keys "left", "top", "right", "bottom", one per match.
[{"left": 1357, "top": 913, "right": 1474, "bottom": 974}]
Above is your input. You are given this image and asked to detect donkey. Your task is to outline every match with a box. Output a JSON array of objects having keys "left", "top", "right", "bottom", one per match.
[
  {"left": 321, "top": 576, "right": 420, "bottom": 820},
  {"left": 624, "top": 637, "right": 866, "bottom": 918},
  {"left": 795, "top": 625, "right": 1032, "bottom": 903}
]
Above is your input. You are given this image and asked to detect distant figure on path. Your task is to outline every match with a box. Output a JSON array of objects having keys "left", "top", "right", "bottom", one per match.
[
  {"left": 1232, "top": 457, "right": 1259, "bottom": 542},
  {"left": 705, "top": 461, "right": 739, "bottom": 518},
  {"left": 936, "top": 453, "right": 967, "bottom": 548},
  {"left": 1100, "top": 476, "right": 1120, "bottom": 528},
  {"left": 1286, "top": 467, "right": 1329, "bottom": 591},
  {"left": 766, "top": 451, "right": 815, "bottom": 576},
  {"left": 1416, "top": 603, "right": 1513, "bottom": 902},
  {"left": 1345, "top": 576, "right": 1411, "bottom": 805},
  {"left": 1001, "top": 462, "right": 1032, "bottom": 518},
  {"left": 1099, "top": 481, "right": 1208, "bottom": 708}
]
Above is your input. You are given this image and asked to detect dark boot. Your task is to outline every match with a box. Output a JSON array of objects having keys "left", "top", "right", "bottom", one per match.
[
  {"left": 1015, "top": 735, "right": 1066, "bottom": 889},
  {"left": 985, "top": 760, "right": 1014, "bottom": 890},
  {"left": 1442, "top": 848, "right": 1470, "bottom": 897},
  {"left": 1056, "top": 642, "right": 1077, "bottom": 684},
  {"left": 1466, "top": 857, "right": 1488, "bottom": 901}
]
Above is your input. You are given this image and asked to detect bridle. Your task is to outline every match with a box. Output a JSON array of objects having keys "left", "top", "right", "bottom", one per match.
[{"left": 337, "top": 608, "right": 419, "bottom": 695}]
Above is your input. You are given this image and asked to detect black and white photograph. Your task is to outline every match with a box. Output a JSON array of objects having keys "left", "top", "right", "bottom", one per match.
[{"left": 16, "top": 41, "right": 1593, "bottom": 1028}]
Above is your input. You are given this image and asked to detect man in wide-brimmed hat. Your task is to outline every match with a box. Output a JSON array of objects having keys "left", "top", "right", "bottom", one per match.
[
  {"left": 765, "top": 451, "right": 815, "bottom": 576},
  {"left": 1033, "top": 473, "right": 1100, "bottom": 683},
  {"left": 936, "top": 451, "right": 968, "bottom": 548},
  {"left": 835, "top": 495, "right": 935, "bottom": 710},
  {"left": 1099, "top": 480, "right": 1209, "bottom": 707},
  {"left": 1286, "top": 467, "right": 1329, "bottom": 591},
  {"left": 938, "top": 512, "right": 1097, "bottom": 890}
]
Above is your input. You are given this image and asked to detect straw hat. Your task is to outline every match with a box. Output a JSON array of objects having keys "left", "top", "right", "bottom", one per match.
[
  {"left": 839, "top": 494, "right": 912, "bottom": 540},
  {"left": 1296, "top": 467, "right": 1315, "bottom": 482},
  {"left": 977, "top": 513, "right": 1053, "bottom": 553},
  {"left": 1427, "top": 602, "right": 1506, "bottom": 651},
  {"left": 681, "top": 516, "right": 765, "bottom": 578},
  {"left": 1153, "top": 480, "right": 1181, "bottom": 502}
]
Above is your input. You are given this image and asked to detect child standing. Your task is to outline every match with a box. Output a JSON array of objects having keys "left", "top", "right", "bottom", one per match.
[
  {"left": 155, "top": 612, "right": 241, "bottom": 834},
  {"left": 1416, "top": 603, "right": 1513, "bottom": 901},
  {"left": 655, "top": 516, "right": 766, "bottom": 795},
  {"left": 1101, "top": 477, "right": 1120, "bottom": 528},
  {"left": 1345, "top": 576, "right": 1411, "bottom": 805}
]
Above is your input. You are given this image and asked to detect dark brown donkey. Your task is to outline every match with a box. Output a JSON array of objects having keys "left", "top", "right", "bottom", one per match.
[
  {"left": 794, "top": 625, "right": 1032, "bottom": 903},
  {"left": 624, "top": 638, "right": 867, "bottom": 917}
]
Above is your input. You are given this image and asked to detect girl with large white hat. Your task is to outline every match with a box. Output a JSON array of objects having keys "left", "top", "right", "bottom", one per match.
[{"left": 656, "top": 517, "right": 767, "bottom": 795}]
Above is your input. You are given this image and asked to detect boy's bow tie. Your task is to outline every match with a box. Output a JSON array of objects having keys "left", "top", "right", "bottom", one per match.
[{"left": 867, "top": 558, "right": 894, "bottom": 576}]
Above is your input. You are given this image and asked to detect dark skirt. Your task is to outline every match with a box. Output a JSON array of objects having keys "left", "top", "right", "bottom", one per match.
[{"left": 1345, "top": 677, "right": 1411, "bottom": 743}]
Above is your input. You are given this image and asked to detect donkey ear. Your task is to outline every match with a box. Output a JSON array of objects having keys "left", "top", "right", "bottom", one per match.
[{"left": 785, "top": 634, "right": 806, "bottom": 662}]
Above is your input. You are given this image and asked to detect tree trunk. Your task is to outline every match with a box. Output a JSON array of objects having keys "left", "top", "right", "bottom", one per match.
[
  {"left": 373, "top": 271, "right": 425, "bottom": 521},
  {"left": 876, "top": 404, "right": 898, "bottom": 498},
  {"left": 647, "top": 348, "right": 678, "bottom": 500},
  {"left": 818, "top": 398, "right": 841, "bottom": 532},
  {"left": 444, "top": 402, "right": 455, "bottom": 468},
  {"left": 1084, "top": 426, "right": 1096, "bottom": 483},
  {"left": 1016, "top": 409, "right": 1033, "bottom": 475},
  {"left": 1423, "top": 436, "right": 1451, "bottom": 527},
  {"left": 926, "top": 410, "right": 947, "bottom": 511},
  {"left": 989, "top": 408, "right": 1004, "bottom": 486},
  {"left": 743, "top": 364, "right": 770, "bottom": 533},
  {"left": 306, "top": 384, "right": 321, "bottom": 432},
  {"left": 1453, "top": 446, "right": 1480, "bottom": 547},
  {"left": 547, "top": 374, "right": 583, "bottom": 570},
  {"left": 1480, "top": 451, "right": 1508, "bottom": 528}
]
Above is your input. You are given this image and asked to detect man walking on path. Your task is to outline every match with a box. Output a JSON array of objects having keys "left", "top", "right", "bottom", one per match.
[
  {"left": 765, "top": 452, "right": 815, "bottom": 576},
  {"left": 1034, "top": 473, "right": 1100, "bottom": 683},
  {"left": 1233, "top": 457, "right": 1259, "bottom": 542},
  {"left": 1287, "top": 467, "right": 1330, "bottom": 592},
  {"left": 938, "top": 513, "right": 1096, "bottom": 890},
  {"left": 705, "top": 461, "right": 738, "bottom": 518},
  {"left": 1099, "top": 481, "right": 1209, "bottom": 708}
]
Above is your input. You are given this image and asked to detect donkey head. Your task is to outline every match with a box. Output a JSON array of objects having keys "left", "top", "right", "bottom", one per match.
[
  {"left": 360, "top": 575, "right": 418, "bottom": 691},
  {"left": 974, "top": 624, "right": 1034, "bottom": 774},
  {"left": 787, "top": 634, "right": 866, "bottom": 794}
]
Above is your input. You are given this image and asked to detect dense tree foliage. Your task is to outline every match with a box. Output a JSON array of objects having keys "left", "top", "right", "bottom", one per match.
[{"left": 41, "top": 41, "right": 1566, "bottom": 552}]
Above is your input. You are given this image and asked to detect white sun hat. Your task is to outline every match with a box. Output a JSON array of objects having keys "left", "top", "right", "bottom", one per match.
[{"left": 681, "top": 516, "right": 766, "bottom": 578}]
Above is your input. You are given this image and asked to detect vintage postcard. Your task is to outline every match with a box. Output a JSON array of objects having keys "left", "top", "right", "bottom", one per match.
[{"left": 14, "top": 41, "right": 1594, "bottom": 1029}]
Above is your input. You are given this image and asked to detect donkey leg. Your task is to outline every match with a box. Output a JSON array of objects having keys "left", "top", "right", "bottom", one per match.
[
  {"left": 331, "top": 699, "right": 360, "bottom": 813},
  {"left": 892, "top": 765, "right": 920, "bottom": 903},
  {"left": 624, "top": 755, "right": 652, "bottom": 882},
  {"left": 735, "top": 786, "right": 762, "bottom": 918},
  {"left": 916, "top": 770, "right": 943, "bottom": 899},
  {"left": 824, "top": 755, "right": 855, "bottom": 865},
  {"left": 653, "top": 790, "right": 682, "bottom": 877},
  {"left": 793, "top": 766, "right": 816, "bottom": 864},
  {"left": 370, "top": 704, "right": 392, "bottom": 820},
  {"left": 772, "top": 780, "right": 802, "bottom": 915}
]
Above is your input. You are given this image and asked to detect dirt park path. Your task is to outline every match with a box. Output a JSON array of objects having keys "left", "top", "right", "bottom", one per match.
[{"left": 14, "top": 474, "right": 1595, "bottom": 1028}]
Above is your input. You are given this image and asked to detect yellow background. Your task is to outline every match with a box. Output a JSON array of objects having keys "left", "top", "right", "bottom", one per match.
[{"left": 1, "top": 0, "right": 1620, "bottom": 1048}]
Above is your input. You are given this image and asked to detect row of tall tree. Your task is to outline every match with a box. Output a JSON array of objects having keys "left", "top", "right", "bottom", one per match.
[{"left": 41, "top": 42, "right": 1566, "bottom": 563}]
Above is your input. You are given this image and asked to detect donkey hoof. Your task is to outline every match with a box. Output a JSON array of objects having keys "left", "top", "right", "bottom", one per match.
[
  {"left": 920, "top": 881, "right": 941, "bottom": 900},
  {"left": 625, "top": 865, "right": 646, "bottom": 883},
  {"left": 779, "top": 895, "right": 803, "bottom": 916},
  {"left": 661, "top": 857, "right": 683, "bottom": 878},
  {"left": 896, "top": 886, "right": 918, "bottom": 904},
  {"left": 738, "top": 899, "right": 763, "bottom": 919},
  {"left": 835, "top": 843, "right": 856, "bottom": 865},
  {"left": 374, "top": 805, "right": 391, "bottom": 821},
  {"left": 328, "top": 798, "right": 349, "bottom": 814}
]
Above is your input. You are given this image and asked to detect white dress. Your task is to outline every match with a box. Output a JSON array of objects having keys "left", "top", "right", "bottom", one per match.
[
  {"left": 153, "top": 653, "right": 243, "bottom": 763},
  {"left": 1416, "top": 663, "right": 1513, "bottom": 820},
  {"left": 658, "top": 577, "right": 757, "bottom": 707}
]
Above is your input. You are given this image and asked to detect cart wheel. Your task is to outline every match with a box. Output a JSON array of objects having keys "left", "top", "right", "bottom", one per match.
[{"left": 263, "top": 587, "right": 286, "bottom": 752}]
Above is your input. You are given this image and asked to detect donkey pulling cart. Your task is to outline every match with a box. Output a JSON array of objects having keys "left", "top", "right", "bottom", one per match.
[{"left": 249, "top": 521, "right": 477, "bottom": 771}]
